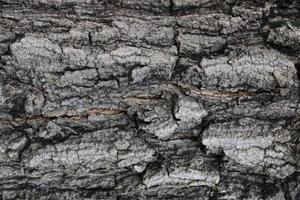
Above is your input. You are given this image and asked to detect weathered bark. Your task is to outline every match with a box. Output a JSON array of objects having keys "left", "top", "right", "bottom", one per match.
[{"left": 0, "top": 0, "right": 300, "bottom": 199}]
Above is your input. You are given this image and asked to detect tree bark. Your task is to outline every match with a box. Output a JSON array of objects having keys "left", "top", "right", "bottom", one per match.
[{"left": 0, "top": 0, "right": 300, "bottom": 199}]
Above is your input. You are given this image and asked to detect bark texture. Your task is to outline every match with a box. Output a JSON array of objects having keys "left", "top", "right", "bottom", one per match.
[{"left": 0, "top": 0, "right": 300, "bottom": 199}]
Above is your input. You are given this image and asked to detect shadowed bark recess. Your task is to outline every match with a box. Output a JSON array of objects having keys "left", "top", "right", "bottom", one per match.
[{"left": 0, "top": 0, "right": 300, "bottom": 199}]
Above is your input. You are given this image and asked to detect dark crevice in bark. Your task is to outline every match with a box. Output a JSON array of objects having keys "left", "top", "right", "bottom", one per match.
[
  {"left": 196, "top": 117, "right": 212, "bottom": 154},
  {"left": 267, "top": 43, "right": 300, "bottom": 57},
  {"left": 294, "top": 62, "right": 300, "bottom": 81},
  {"left": 9, "top": 96, "right": 27, "bottom": 118},
  {"left": 171, "top": 27, "right": 190, "bottom": 86},
  {"left": 170, "top": 93, "right": 180, "bottom": 122},
  {"left": 88, "top": 32, "right": 93, "bottom": 46},
  {"left": 125, "top": 111, "right": 151, "bottom": 130},
  {"left": 169, "top": 0, "right": 174, "bottom": 15}
]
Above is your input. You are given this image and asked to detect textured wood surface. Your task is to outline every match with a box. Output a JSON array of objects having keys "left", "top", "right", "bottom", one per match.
[{"left": 0, "top": 0, "right": 300, "bottom": 199}]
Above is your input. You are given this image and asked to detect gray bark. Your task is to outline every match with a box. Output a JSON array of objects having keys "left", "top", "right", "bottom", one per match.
[{"left": 0, "top": 0, "right": 300, "bottom": 199}]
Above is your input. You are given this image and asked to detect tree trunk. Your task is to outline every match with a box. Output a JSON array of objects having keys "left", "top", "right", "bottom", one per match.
[{"left": 0, "top": 0, "right": 300, "bottom": 199}]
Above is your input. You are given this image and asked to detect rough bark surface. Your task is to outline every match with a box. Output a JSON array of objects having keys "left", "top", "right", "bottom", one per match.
[{"left": 0, "top": 0, "right": 300, "bottom": 199}]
